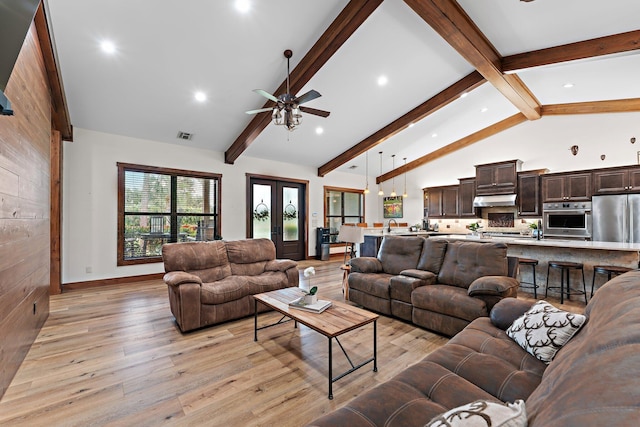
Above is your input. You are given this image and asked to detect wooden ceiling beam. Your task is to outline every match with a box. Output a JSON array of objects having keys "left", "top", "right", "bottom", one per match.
[
  {"left": 224, "top": 0, "right": 383, "bottom": 164},
  {"left": 317, "top": 71, "right": 485, "bottom": 177},
  {"left": 403, "top": 0, "right": 541, "bottom": 120},
  {"left": 34, "top": 3, "right": 73, "bottom": 141},
  {"left": 503, "top": 30, "right": 640, "bottom": 73},
  {"left": 542, "top": 98, "right": 640, "bottom": 116},
  {"left": 376, "top": 113, "right": 527, "bottom": 183}
]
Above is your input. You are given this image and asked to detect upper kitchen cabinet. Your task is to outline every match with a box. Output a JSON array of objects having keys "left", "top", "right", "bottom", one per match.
[
  {"left": 542, "top": 172, "right": 592, "bottom": 202},
  {"left": 424, "top": 185, "right": 459, "bottom": 218},
  {"left": 458, "top": 178, "right": 478, "bottom": 217},
  {"left": 593, "top": 165, "right": 640, "bottom": 195},
  {"left": 475, "top": 160, "right": 522, "bottom": 195},
  {"left": 517, "top": 170, "right": 547, "bottom": 217}
]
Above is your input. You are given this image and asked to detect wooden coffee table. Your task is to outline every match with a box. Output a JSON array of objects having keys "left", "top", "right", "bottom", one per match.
[{"left": 253, "top": 287, "right": 378, "bottom": 399}]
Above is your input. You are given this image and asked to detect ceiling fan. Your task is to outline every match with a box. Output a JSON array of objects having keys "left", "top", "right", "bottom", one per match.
[{"left": 246, "top": 49, "right": 330, "bottom": 131}]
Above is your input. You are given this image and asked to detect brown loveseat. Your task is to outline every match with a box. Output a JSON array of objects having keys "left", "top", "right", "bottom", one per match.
[
  {"left": 349, "top": 236, "right": 519, "bottom": 336},
  {"left": 162, "top": 238, "right": 299, "bottom": 332},
  {"left": 309, "top": 270, "right": 640, "bottom": 426}
]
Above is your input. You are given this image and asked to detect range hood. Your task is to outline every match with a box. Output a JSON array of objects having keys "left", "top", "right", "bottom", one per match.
[{"left": 473, "top": 194, "right": 517, "bottom": 208}]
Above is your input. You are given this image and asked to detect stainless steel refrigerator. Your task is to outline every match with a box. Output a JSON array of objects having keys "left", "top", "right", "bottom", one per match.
[{"left": 592, "top": 194, "right": 640, "bottom": 243}]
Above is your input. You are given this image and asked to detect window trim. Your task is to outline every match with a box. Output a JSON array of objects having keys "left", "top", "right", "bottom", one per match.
[
  {"left": 117, "top": 162, "right": 222, "bottom": 266},
  {"left": 323, "top": 186, "right": 365, "bottom": 242}
]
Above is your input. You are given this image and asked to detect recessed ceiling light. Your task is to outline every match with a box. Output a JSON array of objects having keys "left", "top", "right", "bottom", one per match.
[
  {"left": 431, "top": 133, "right": 438, "bottom": 138},
  {"left": 194, "top": 91, "right": 207, "bottom": 102},
  {"left": 460, "top": 92, "right": 468, "bottom": 98},
  {"left": 100, "top": 40, "right": 116, "bottom": 54},
  {"left": 408, "top": 123, "right": 415, "bottom": 128},
  {"left": 235, "top": 0, "right": 251, "bottom": 13},
  {"left": 480, "top": 107, "right": 488, "bottom": 113},
  {"left": 377, "top": 75, "right": 388, "bottom": 86},
  {"left": 315, "top": 127, "right": 324, "bottom": 135},
  {"left": 563, "top": 82, "right": 575, "bottom": 88}
]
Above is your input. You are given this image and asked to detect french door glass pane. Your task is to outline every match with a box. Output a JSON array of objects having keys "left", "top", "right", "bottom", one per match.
[
  {"left": 283, "top": 187, "right": 299, "bottom": 242},
  {"left": 253, "top": 184, "right": 271, "bottom": 239}
]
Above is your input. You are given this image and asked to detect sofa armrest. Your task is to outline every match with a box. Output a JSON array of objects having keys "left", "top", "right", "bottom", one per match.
[
  {"left": 349, "top": 257, "right": 383, "bottom": 273},
  {"left": 489, "top": 298, "right": 535, "bottom": 330},
  {"left": 265, "top": 259, "right": 298, "bottom": 272},
  {"left": 163, "top": 271, "right": 202, "bottom": 286},
  {"left": 468, "top": 276, "right": 519, "bottom": 297},
  {"left": 399, "top": 269, "right": 437, "bottom": 284}
]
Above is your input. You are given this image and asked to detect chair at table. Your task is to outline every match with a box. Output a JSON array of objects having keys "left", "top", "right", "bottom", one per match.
[{"left": 150, "top": 216, "right": 165, "bottom": 234}]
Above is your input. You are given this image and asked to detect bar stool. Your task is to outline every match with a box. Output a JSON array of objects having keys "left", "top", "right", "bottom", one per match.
[
  {"left": 545, "top": 261, "right": 587, "bottom": 304},
  {"left": 591, "top": 265, "right": 633, "bottom": 298},
  {"left": 518, "top": 258, "right": 539, "bottom": 298}
]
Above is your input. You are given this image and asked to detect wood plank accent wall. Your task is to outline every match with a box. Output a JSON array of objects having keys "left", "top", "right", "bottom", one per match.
[{"left": 0, "top": 24, "right": 52, "bottom": 398}]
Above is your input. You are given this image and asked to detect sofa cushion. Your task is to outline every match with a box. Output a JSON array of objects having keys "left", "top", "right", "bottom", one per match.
[
  {"left": 426, "top": 399, "right": 526, "bottom": 427},
  {"left": 417, "top": 238, "right": 448, "bottom": 274},
  {"left": 378, "top": 235, "right": 425, "bottom": 275},
  {"left": 437, "top": 241, "right": 508, "bottom": 289},
  {"left": 506, "top": 300, "right": 586, "bottom": 364},
  {"left": 226, "top": 238, "right": 275, "bottom": 276},
  {"left": 200, "top": 275, "right": 250, "bottom": 305},
  {"left": 349, "top": 272, "right": 394, "bottom": 299},
  {"left": 162, "top": 241, "right": 231, "bottom": 283},
  {"left": 412, "top": 285, "right": 488, "bottom": 322},
  {"left": 525, "top": 272, "right": 640, "bottom": 426}
]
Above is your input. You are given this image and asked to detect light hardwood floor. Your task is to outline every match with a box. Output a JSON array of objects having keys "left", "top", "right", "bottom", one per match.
[{"left": 0, "top": 259, "right": 585, "bottom": 426}]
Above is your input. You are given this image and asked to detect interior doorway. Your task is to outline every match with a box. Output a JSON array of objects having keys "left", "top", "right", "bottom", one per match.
[{"left": 247, "top": 175, "right": 307, "bottom": 260}]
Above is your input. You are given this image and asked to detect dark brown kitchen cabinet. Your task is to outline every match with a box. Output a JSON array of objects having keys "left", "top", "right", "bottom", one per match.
[
  {"left": 475, "top": 160, "right": 522, "bottom": 195},
  {"left": 517, "top": 171, "right": 544, "bottom": 217},
  {"left": 593, "top": 166, "right": 640, "bottom": 194},
  {"left": 542, "top": 172, "right": 591, "bottom": 202},
  {"left": 458, "top": 178, "right": 478, "bottom": 217},
  {"left": 425, "top": 185, "right": 458, "bottom": 218}
]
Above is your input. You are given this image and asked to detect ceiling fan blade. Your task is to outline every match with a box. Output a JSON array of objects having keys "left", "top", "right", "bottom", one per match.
[
  {"left": 295, "top": 89, "right": 321, "bottom": 105},
  {"left": 253, "top": 89, "right": 278, "bottom": 103},
  {"left": 246, "top": 107, "right": 273, "bottom": 115},
  {"left": 299, "top": 106, "right": 330, "bottom": 118}
]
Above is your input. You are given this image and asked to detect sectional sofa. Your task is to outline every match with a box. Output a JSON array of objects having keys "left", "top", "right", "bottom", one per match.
[
  {"left": 348, "top": 236, "right": 519, "bottom": 336},
  {"left": 309, "top": 270, "right": 640, "bottom": 426}
]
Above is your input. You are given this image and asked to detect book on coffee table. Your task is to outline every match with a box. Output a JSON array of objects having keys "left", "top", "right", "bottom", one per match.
[{"left": 288, "top": 297, "right": 332, "bottom": 313}]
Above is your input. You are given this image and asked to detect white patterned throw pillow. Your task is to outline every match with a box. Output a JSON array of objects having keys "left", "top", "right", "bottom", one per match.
[
  {"left": 426, "top": 399, "right": 527, "bottom": 427},
  {"left": 506, "top": 300, "right": 586, "bottom": 364}
]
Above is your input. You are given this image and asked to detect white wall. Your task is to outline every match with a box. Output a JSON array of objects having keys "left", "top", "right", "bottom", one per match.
[
  {"left": 63, "top": 112, "right": 639, "bottom": 283},
  {"left": 62, "top": 128, "right": 380, "bottom": 283}
]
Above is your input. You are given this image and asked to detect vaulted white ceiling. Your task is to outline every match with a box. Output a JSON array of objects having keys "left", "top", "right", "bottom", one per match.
[{"left": 45, "top": 0, "right": 640, "bottom": 177}]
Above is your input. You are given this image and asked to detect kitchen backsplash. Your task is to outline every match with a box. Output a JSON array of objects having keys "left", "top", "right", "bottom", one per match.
[{"left": 431, "top": 207, "right": 539, "bottom": 233}]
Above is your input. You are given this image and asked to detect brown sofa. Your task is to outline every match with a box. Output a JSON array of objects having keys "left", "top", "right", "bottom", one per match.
[
  {"left": 309, "top": 270, "right": 640, "bottom": 426},
  {"left": 162, "top": 238, "right": 299, "bottom": 332},
  {"left": 349, "top": 236, "right": 519, "bottom": 336}
]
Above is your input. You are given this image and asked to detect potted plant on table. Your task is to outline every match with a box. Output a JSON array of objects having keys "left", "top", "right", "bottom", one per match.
[{"left": 303, "top": 267, "right": 317, "bottom": 304}]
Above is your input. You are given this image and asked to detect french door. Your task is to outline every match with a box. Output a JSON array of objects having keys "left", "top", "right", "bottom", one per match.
[{"left": 248, "top": 176, "right": 306, "bottom": 260}]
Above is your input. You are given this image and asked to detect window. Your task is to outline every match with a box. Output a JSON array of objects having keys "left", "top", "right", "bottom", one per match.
[
  {"left": 324, "top": 186, "right": 364, "bottom": 243},
  {"left": 117, "top": 163, "right": 221, "bottom": 265}
]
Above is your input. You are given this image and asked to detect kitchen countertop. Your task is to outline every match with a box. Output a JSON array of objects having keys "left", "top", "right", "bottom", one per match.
[{"left": 432, "top": 234, "right": 640, "bottom": 252}]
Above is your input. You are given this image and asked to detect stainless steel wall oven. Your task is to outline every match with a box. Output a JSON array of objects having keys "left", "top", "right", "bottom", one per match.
[{"left": 542, "top": 201, "right": 592, "bottom": 240}]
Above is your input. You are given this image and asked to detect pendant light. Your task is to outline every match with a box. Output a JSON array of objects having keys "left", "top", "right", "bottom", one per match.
[
  {"left": 364, "top": 151, "right": 370, "bottom": 194},
  {"left": 402, "top": 157, "right": 408, "bottom": 198},
  {"left": 377, "top": 151, "right": 384, "bottom": 196},
  {"left": 390, "top": 155, "right": 397, "bottom": 197}
]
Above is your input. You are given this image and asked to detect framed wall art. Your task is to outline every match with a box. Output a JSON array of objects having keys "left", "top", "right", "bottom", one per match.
[{"left": 383, "top": 196, "right": 403, "bottom": 218}]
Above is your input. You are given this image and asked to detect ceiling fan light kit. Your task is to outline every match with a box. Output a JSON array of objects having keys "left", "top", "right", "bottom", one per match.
[{"left": 246, "top": 49, "right": 330, "bottom": 132}]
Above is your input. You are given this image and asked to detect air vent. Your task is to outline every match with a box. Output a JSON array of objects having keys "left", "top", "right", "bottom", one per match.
[
  {"left": 348, "top": 165, "right": 358, "bottom": 170},
  {"left": 177, "top": 131, "right": 193, "bottom": 140}
]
